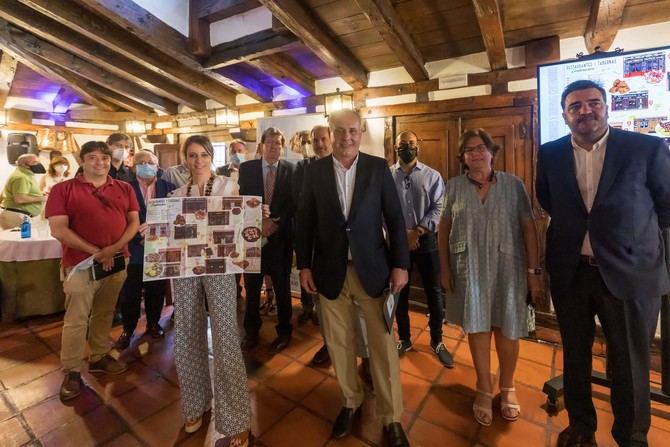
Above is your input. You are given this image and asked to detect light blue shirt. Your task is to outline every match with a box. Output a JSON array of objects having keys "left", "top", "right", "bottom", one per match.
[{"left": 391, "top": 161, "right": 445, "bottom": 233}]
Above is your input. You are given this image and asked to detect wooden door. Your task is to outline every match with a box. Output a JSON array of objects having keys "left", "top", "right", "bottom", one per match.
[{"left": 154, "top": 144, "right": 180, "bottom": 169}]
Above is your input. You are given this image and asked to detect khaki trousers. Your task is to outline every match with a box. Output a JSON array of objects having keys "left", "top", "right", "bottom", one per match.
[
  {"left": 0, "top": 209, "right": 24, "bottom": 230},
  {"left": 319, "top": 264, "right": 403, "bottom": 425},
  {"left": 60, "top": 267, "right": 127, "bottom": 371}
]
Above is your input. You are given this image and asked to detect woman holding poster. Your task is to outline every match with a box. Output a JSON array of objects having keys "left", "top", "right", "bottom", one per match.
[{"left": 170, "top": 135, "right": 252, "bottom": 446}]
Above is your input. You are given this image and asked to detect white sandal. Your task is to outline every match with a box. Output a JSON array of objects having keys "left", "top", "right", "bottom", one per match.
[
  {"left": 500, "top": 387, "right": 521, "bottom": 421},
  {"left": 473, "top": 389, "right": 493, "bottom": 426}
]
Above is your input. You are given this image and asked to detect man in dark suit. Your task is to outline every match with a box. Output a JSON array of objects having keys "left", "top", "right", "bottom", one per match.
[
  {"left": 296, "top": 110, "right": 410, "bottom": 447},
  {"left": 239, "top": 127, "right": 295, "bottom": 353},
  {"left": 536, "top": 79, "right": 670, "bottom": 447}
]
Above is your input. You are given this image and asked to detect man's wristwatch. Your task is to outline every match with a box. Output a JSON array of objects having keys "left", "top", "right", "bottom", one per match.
[{"left": 527, "top": 267, "right": 543, "bottom": 275}]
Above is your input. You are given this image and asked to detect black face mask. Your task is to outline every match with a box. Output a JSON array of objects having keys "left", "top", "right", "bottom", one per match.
[
  {"left": 397, "top": 143, "right": 417, "bottom": 164},
  {"left": 29, "top": 163, "right": 46, "bottom": 174}
]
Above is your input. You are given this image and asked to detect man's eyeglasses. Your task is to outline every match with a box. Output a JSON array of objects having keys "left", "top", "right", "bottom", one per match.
[{"left": 462, "top": 144, "right": 488, "bottom": 154}]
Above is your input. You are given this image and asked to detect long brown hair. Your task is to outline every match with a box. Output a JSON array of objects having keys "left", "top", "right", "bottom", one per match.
[
  {"left": 48, "top": 156, "right": 71, "bottom": 177},
  {"left": 182, "top": 135, "right": 214, "bottom": 160}
]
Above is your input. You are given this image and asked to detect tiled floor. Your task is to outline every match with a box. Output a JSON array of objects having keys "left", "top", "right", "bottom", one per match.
[{"left": 1, "top": 299, "right": 669, "bottom": 447}]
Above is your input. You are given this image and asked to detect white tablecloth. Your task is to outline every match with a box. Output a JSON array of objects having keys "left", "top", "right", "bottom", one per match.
[{"left": 0, "top": 223, "right": 62, "bottom": 262}]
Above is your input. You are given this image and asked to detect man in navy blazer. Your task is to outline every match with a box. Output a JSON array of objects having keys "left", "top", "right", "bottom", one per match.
[
  {"left": 296, "top": 110, "right": 410, "bottom": 446},
  {"left": 536, "top": 80, "right": 670, "bottom": 447},
  {"left": 238, "top": 127, "right": 295, "bottom": 354}
]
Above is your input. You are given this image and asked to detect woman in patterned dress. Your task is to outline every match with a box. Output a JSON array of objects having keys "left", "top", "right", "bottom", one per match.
[
  {"left": 169, "top": 135, "right": 252, "bottom": 446},
  {"left": 442, "top": 129, "right": 542, "bottom": 426}
]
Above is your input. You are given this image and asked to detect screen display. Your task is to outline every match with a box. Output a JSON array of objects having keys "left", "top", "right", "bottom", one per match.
[{"left": 538, "top": 46, "right": 670, "bottom": 145}]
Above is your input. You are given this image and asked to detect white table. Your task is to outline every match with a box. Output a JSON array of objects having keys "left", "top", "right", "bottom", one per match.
[{"left": 0, "top": 221, "right": 65, "bottom": 321}]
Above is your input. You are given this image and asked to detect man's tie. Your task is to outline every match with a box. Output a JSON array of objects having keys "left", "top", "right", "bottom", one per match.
[{"left": 265, "top": 164, "right": 276, "bottom": 206}]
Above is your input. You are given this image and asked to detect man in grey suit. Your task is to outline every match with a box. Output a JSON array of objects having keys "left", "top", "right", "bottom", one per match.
[
  {"left": 536, "top": 79, "right": 670, "bottom": 447},
  {"left": 296, "top": 110, "right": 410, "bottom": 446}
]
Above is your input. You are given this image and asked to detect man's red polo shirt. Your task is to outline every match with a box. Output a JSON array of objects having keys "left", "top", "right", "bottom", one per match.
[{"left": 45, "top": 175, "right": 139, "bottom": 268}]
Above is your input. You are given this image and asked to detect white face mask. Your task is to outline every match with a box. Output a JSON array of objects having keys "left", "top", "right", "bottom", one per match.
[
  {"left": 54, "top": 164, "right": 67, "bottom": 175},
  {"left": 112, "top": 148, "right": 129, "bottom": 161}
]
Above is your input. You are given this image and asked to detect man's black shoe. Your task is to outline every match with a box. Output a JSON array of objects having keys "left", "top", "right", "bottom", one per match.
[
  {"left": 384, "top": 423, "right": 409, "bottom": 447},
  {"left": 311, "top": 344, "right": 330, "bottom": 366},
  {"left": 431, "top": 341, "right": 454, "bottom": 368},
  {"left": 269, "top": 335, "right": 291, "bottom": 353},
  {"left": 115, "top": 332, "right": 131, "bottom": 350},
  {"left": 241, "top": 335, "right": 259, "bottom": 353},
  {"left": 149, "top": 324, "right": 165, "bottom": 338},
  {"left": 331, "top": 407, "right": 359, "bottom": 439},
  {"left": 297, "top": 307, "right": 314, "bottom": 325},
  {"left": 557, "top": 426, "right": 597, "bottom": 447}
]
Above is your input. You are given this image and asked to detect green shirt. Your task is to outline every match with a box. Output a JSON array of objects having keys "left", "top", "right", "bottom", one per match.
[{"left": 1, "top": 167, "right": 43, "bottom": 216}]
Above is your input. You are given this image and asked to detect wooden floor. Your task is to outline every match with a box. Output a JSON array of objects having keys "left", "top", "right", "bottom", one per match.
[{"left": 1, "top": 297, "right": 669, "bottom": 447}]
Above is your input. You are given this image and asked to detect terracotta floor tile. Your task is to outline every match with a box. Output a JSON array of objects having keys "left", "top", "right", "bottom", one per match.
[
  {"left": 399, "top": 349, "right": 445, "bottom": 382},
  {"left": 436, "top": 363, "right": 477, "bottom": 398},
  {"left": 0, "top": 341, "right": 52, "bottom": 373},
  {"left": 82, "top": 360, "right": 162, "bottom": 401},
  {"left": 418, "top": 386, "right": 480, "bottom": 440},
  {"left": 324, "top": 434, "right": 371, "bottom": 447},
  {"left": 250, "top": 385, "right": 296, "bottom": 436},
  {"left": 475, "top": 416, "right": 547, "bottom": 447},
  {"left": 0, "top": 332, "right": 41, "bottom": 354},
  {"left": 260, "top": 406, "right": 331, "bottom": 447},
  {"left": 34, "top": 325, "right": 63, "bottom": 353},
  {"left": 0, "top": 392, "right": 16, "bottom": 420},
  {"left": 109, "top": 377, "right": 181, "bottom": 424},
  {"left": 24, "top": 392, "right": 102, "bottom": 438},
  {"left": 301, "top": 376, "right": 343, "bottom": 422},
  {"left": 5, "top": 369, "right": 63, "bottom": 412},
  {"left": 264, "top": 360, "right": 327, "bottom": 403},
  {"left": 409, "top": 312, "right": 430, "bottom": 331},
  {"left": 651, "top": 402, "right": 670, "bottom": 433},
  {"left": 594, "top": 408, "right": 618, "bottom": 447},
  {"left": 274, "top": 331, "right": 321, "bottom": 361},
  {"left": 518, "top": 339, "right": 556, "bottom": 367},
  {"left": 131, "top": 400, "right": 190, "bottom": 446},
  {"left": 408, "top": 417, "right": 471, "bottom": 447},
  {"left": 244, "top": 352, "right": 294, "bottom": 381},
  {"left": 443, "top": 323, "right": 466, "bottom": 341},
  {"left": 400, "top": 372, "right": 432, "bottom": 413},
  {"left": 294, "top": 340, "right": 328, "bottom": 367},
  {"left": 512, "top": 358, "right": 552, "bottom": 390},
  {"left": 0, "top": 353, "right": 60, "bottom": 389},
  {"left": 0, "top": 323, "right": 31, "bottom": 340},
  {"left": 101, "top": 432, "right": 144, "bottom": 447},
  {"left": 0, "top": 416, "right": 31, "bottom": 447},
  {"left": 39, "top": 404, "right": 125, "bottom": 447},
  {"left": 349, "top": 397, "right": 384, "bottom": 446}
]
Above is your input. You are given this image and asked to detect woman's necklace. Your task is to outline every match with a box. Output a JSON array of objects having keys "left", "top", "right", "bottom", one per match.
[
  {"left": 466, "top": 170, "right": 495, "bottom": 189},
  {"left": 186, "top": 174, "right": 215, "bottom": 197}
]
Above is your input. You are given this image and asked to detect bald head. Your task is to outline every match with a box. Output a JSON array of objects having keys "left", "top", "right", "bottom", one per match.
[
  {"left": 16, "top": 154, "right": 39, "bottom": 168},
  {"left": 329, "top": 109, "right": 362, "bottom": 165}
]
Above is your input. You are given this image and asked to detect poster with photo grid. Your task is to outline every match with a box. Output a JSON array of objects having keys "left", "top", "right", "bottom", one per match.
[{"left": 142, "top": 195, "right": 262, "bottom": 281}]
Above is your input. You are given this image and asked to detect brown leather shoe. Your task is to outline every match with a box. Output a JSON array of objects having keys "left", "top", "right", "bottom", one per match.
[
  {"left": 557, "top": 426, "right": 597, "bottom": 447},
  {"left": 88, "top": 354, "right": 128, "bottom": 375},
  {"left": 60, "top": 371, "right": 83, "bottom": 401},
  {"left": 269, "top": 335, "right": 291, "bottom": 353}
]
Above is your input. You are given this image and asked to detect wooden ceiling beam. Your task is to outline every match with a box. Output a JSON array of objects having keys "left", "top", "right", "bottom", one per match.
[
  {"left": 258, "top": 0, "right": 368, "bottom": 89},
  {"left": 7, "top": 26, "right": 178, "bottom": 114},
  {"left": 52, "top": 86, "right": 78, "bottom": 113},
  {"left": 205, "top": 29, "right": 299, "bottom": 69},
  {"left": 354, "top": 0, "right": 428, "bottom": 81},
  {"left": 472, "top": 0, "right": 508, "bottom": 70},
  {"left": 16, "top": 0, "right": 240, "bottom": 104},
  {"left": 0, "top": 1, "right": 208, "bottom": 110},
  {"left": 249, "top": 53, "right": 315, "bottom": 96},
  {"left": 584, "top": 0, "right": 628, "bottom": 53},
  {"left": 82, "top": 80, "right": 155, "bottom": 114},
  {"left": 195, "top": 0, "right": 261, "bottom": 22},
  {"left": 215, "top": 64, "right": 275, "bottom": 102},
  {"left": 0, "top": 22, "right": 117, "bottom": 111},
  {"left": 0, "top": 50, "right": 18, "bottom": 109}
]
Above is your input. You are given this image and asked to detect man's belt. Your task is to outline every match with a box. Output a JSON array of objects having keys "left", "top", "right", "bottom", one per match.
[{"left": 0, "top": 207, "right": 31, "bottom": 216}]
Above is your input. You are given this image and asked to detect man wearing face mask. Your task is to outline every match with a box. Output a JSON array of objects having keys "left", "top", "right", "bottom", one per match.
[
  {"left": 107, "top": 133, "right": 135, "bottom": 183},
  {"left": 216, "top": 139, "right": 247, "bottom": 181},
  {"left": 0, "top": 154, "right": 47, "bottom": 229},
  {"left": 116, "top": 150, "right": 175, "bottom": 350},
  {"left": 391, "top": 131, "right": 453, "bottom": 368}
]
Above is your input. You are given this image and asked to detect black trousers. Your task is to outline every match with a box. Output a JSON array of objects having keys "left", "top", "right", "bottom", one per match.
[
  {"left": 551, "top": 262, "right": 660, "bottom": 447},
  {"left": 300, "top": 287, "right": 314, "bottom": 310},
  {"left": 396, "top": 234, "right": 444, "bottom": 344},
  {"left": 244, "top": 255, "right": 293, "bottom": 337},
  {"left": 120, "top": 264, "right": 167, "bottom": 334}
]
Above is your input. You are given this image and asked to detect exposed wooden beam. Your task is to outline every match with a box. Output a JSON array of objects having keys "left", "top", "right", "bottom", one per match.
[
  {"left": 472, "top": 0, "right": 508, "bottom": 70},
  {"left": 17, "top": 0, "right": 240, "bottom": 104},
  {"left": 83, "top": 80, "right": 155, "bottom": 114},
  {"left": 7, "top": 26, "right": 178, "bottom": 114},
  {"left": 249, "top": 53, "right": 315, "bottom": 96},
  {"left": 194, "top": 0, "right": 261, "bottom": 22},
  {"left": 205, "top": 29, "right": 299, "bottom": 69},
  {"left": 0, "top": 50, "right": 18, "bottom": 109},
  {"left": 0, "top": 1, "right": 208, "bottom": 110},
  {"left": 258, "top": 0, "right": 368, "bottom": 89},
  {"left": 584, "top": 0, "right": 628, "bottom": 53},
  {"left": 354, "top": 0, "right": 428, "bottom": 81},
  {"left": 52, "top": 87, "right": 78, "bottom": 113},
  {"left": 189, "top": 0, "right": 211, "bottom": 58},
  {"left": 215, "top": 64, "right": 275, "bottom": 102},
  {"left": 0, "top": 21, "right": 117, "bottom": 111}
]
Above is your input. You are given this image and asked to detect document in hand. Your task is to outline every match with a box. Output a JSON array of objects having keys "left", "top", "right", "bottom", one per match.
[{"left": 383, "top": 286, "right": 400, "bottom": 333}]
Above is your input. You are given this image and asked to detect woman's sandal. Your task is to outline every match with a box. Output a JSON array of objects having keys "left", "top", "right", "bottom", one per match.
[
  {"left": 500, "top": 387, "right": 521, "bottom": 422},
  {"left": 473, "top": 390, "right": 493, "bottom": 426},
  {"left": 229, "top": 431, "right": 253, "bottom": 447}
]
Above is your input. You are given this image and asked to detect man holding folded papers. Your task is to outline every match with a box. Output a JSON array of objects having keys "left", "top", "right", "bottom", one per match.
[{"left": 46, "top": 140, "right": 139, "bottom": 402}]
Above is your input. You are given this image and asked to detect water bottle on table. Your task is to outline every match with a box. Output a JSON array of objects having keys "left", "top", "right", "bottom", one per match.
[{"left": 20, "top": 215, "right": 31, "bottom": 239}]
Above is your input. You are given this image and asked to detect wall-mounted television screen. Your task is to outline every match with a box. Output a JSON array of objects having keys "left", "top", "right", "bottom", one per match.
[{"left": 538, "top": 46, "right": 670, "bottom": 145}]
